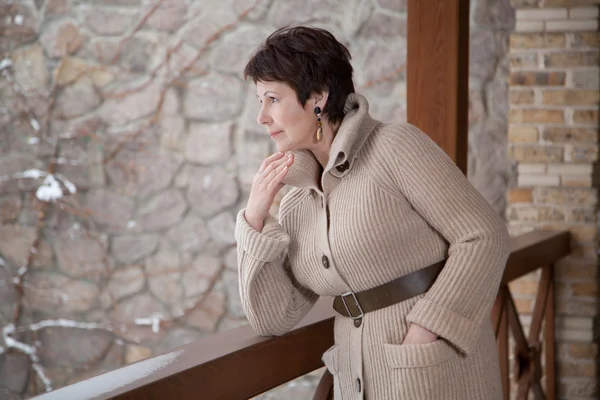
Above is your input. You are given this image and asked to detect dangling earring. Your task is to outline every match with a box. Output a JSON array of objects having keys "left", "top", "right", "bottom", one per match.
[{"left": 314, "top": 106, "right": 323, "bottom": 142}]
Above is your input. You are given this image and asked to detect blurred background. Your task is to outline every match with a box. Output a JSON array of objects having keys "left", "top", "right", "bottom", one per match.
[{"left": 0, "top": 0, "right": 598, "bottom": 399}]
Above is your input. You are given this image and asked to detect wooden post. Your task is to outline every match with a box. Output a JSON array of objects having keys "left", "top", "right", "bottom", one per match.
[
  {"left": 544, "top": 265, "right": 556, "bottom": 400},
  {"left": 407, "top": 0, "right": 470, "bottom": 175}
]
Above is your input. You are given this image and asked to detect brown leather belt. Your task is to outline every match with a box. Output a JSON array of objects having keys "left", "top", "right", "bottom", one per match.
[{"left": 333, "top": 260, "right": 445, "bottom": 320}]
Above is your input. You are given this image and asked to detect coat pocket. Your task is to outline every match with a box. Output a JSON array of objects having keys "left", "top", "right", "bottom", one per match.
[
  {"left": 383, "top": 340, "right": 460, "bottom": 399},
  {"left": 383, "top": 339, "right": 456, "bottom": 368}
]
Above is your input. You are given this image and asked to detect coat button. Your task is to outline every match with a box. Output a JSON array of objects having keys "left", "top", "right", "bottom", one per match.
[
  {"left": 336, "top": 160, "right": 350, "bottom": 173},
  {"left": 356, "top": 378, "right": 361, "bottom": 393},
  {"left": 354, "top": 318, "right": 362, "bottom": 328},
  {"left": 321, "top": 255, "right": 329, "bottom": 269}
]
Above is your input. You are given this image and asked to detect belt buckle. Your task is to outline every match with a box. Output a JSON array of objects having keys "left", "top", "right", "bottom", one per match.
[{"left": 341, "top": 292, "right": 364, "bottom": 320}]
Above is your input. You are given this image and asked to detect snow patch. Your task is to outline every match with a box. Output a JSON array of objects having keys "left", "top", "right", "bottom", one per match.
[
  {"left": 36, "top": 174, "right": 63, "bottom": 202},
  {"left": 0, "top": 58, "right": 13, "bottom": 70}
]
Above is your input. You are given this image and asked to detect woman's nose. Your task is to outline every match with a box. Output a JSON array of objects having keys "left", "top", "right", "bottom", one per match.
[{"left": 257, "top": 105, "right": 271, "bottom": 125}]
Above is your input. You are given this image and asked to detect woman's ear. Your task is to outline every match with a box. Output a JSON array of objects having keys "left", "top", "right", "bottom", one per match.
[{"left": 312, "top": 91, "right": 329, "bottom": 110}]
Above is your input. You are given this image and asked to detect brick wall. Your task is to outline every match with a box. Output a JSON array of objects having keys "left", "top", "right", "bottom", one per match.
[{"left": 508, "top": 1, "right": 599, "bottom": 398}]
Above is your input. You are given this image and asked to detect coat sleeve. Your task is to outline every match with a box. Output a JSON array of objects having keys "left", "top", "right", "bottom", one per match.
[
  {"left": 235, "top": 208, "right": 318, "bottom": 336},
  {"left": 381, "top": 123, "right": 510, "bottom": 355}
]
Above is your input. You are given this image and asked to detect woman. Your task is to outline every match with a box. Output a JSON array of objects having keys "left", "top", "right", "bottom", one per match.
[{"left": 235, "top": 26, "right": 510, "bottom": 400}]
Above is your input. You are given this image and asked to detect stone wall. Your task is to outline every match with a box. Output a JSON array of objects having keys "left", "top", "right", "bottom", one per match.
[
  {"left": 507, "top": 0, "right": 599, "bottom": 399},
  {"left": 0, "top": 0, "right": 511, "bottom": 398},
  {"left": 469, "top": 0, "right": 515, "bottom": 213}
]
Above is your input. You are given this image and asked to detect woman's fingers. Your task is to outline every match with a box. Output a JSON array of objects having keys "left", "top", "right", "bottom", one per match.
[
  {"left": 246, "top": 153, "right": 293, "bottom": 226},
  {"left": 264, "top": 161, "right": 284, "bottom": 181},
  {"left": 266, "top": 163, "right": 289, "bottom": 191},
  {"left": 264, "top": 154, "right": 293, "bottom": 182},
  {"left": 259, "top": 152, "right": 285, "bottom": 173},
  {"left": 262, "top": 152, "right": 293, "bottom": 175}
]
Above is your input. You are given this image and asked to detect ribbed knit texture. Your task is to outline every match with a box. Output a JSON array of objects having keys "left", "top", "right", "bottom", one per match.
[{"left": 235, "top": 94, "right": 510, "bottom": 399}]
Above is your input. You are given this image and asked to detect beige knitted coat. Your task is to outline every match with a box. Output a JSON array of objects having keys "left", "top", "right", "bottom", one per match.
[{"left": 235, "top": 93, "right": 510, "bottom": 399}]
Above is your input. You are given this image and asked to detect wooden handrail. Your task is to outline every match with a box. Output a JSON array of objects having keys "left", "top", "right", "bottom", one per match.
[
  {"left": 34, "top": 230, "right": 570, "bottom": 400},
  {"left": 33, "top": 298, "right": 336, "bottom": 400},
  {"left": 492, "top": 230, "right": 568, "bottom": 400},
  {"left": 501, "top": 229, "right": 569, "bottom": 284}
]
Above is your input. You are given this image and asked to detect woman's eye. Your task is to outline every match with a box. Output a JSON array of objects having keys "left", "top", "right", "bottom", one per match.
[{"left": 269, "top": 97, "right": 278, "bottom": 103}]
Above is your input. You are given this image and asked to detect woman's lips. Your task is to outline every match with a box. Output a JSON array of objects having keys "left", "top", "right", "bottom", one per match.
[{"left": 269, "top": 131, "right": 283, "bottom": 138}]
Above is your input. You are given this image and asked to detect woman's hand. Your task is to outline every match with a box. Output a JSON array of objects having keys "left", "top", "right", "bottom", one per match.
[
  {"left": 402, "top": 324, "right": 438, "bottom": 345},
  {"left": 244, "top": 152, "right": 294, "bottom": 232}
]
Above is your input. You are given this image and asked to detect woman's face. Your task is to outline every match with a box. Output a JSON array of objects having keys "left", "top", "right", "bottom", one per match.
[{"left": 255, "top": 80, "right": 320, "bottom": 153}]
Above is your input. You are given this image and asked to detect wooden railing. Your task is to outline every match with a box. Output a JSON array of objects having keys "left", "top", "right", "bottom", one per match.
[
  {"left": 34, "top": 230, "right": 569, "bottom": 400},
  {"left": 493, "top": 230, "right": 569, "bottom": 400}
]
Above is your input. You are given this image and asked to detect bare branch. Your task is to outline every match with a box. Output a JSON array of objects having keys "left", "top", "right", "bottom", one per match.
[
  {"left": 0, "top": 169, "right": 47, "bottom": 183},
  {"left": 0, "top": 2, "right": 263, "bottom": 394},
  {"left": 359, "top": 65, "right": 407, "bottom": 89},
  {"left": 161, "top": 263, "right": 226, "bottom": 330},
  {"left": 111, "top": 0, "right": 165, "bottom": 64},
  {"left": 2, "top": 323, "right": 53, "bottom": 392},
  {"left": 15, "top": 319, "right": 106, "bottom": 333},
  {"left": 103, "top": 0, "right": 261, "bottom": 165}
]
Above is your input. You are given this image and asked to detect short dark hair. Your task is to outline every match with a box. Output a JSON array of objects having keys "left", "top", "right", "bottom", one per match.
[{"left": 244, "top": 26, "right": 355, "bottom": 125}]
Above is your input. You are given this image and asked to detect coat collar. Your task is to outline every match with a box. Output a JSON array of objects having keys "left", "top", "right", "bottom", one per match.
[{"left": 282, "top": 93, "right": 380, "bottom": 190}]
